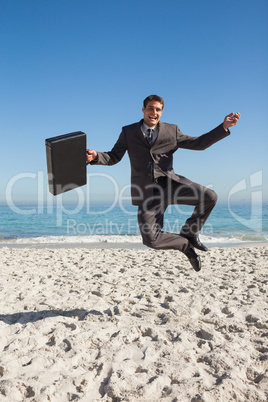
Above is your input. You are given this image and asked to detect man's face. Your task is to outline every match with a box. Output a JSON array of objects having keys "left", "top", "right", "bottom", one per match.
[{"left": 142, "top": 101, "right": 163, "bottom": 127}]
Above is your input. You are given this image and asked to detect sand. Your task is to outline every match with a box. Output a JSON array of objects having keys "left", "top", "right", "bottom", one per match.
[{"left": 0, "top": 245, "right": 267, "bottom": 401}]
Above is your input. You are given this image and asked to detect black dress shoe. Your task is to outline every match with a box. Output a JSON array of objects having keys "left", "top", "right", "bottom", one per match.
[
  {"left": 183, "top": 235, "right": 208, "bottom": 252},
  {"left": 185, "top": 248, "right": 201, "bottom": 272}
]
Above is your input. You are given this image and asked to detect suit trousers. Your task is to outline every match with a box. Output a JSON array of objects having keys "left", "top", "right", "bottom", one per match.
[{"left": 137, "top": 177, "right": 217, "bottom": 253}]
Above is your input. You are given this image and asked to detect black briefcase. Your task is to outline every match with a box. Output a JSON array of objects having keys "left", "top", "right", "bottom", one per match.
[{"left": 45, "top": 131, "right": 87, "bottom": 195}]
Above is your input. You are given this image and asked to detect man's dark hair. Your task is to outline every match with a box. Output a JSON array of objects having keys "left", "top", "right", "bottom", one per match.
[{"left": 143, "top": 95, "right": 164, "bottom": 109}]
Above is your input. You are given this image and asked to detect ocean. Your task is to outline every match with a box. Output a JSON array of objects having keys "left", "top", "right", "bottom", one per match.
[{"left": 0, "top": 201, "right": 267, "bottom": 248}]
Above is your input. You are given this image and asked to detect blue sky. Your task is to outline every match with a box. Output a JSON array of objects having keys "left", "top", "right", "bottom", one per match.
[{"left": 1, "top": 0, "right": 267, "bottom": 206}]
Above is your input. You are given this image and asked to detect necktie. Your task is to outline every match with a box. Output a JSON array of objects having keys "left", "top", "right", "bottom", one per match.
[{"left": 146, "top": 128, "right": 153, "bottom": 145}]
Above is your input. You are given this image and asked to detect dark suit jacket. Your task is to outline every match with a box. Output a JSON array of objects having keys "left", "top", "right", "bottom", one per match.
[{"left": 91, "top": 120, "right": 230, "bottom": 206}]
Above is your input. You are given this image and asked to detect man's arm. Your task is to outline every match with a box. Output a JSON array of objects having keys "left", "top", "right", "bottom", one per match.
[
  {"left": 86, "top": 130, "right": 127, "bottom": 166},
  {"left": 177, "top": 112, "right": 240, "bottom": 151}
]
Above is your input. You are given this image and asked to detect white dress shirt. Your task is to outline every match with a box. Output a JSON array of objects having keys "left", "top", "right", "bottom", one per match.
[{"left": 141, "top": 122, "right": 158, "bottom": 144}]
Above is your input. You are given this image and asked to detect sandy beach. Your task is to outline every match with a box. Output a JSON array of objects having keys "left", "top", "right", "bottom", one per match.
[{"left": 0, "top": 245, "right": 267, "bottom": 401}]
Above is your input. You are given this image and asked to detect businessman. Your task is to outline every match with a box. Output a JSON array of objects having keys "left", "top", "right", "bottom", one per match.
[{"left": 86, "top": 95, "right": 240, "bottom": 272}]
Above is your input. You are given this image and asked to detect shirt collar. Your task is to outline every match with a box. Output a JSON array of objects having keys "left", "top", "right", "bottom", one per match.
[{"left": 141, "top": 121, "right": 159, "bottom": 135}]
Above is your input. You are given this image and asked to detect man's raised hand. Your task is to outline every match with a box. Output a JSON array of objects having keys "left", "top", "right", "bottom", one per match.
[{"left": 223, "top": 112, "right": 241, "bottom": 130}]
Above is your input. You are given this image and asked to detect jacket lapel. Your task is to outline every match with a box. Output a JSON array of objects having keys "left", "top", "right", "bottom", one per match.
[
  {"left": 151, "top": 121, "right": 163, "bottom": 150},
  {"left": 138, "top": 119, "right": 151, "bottom": 147}
]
